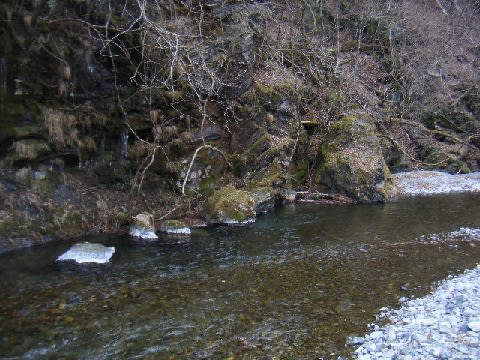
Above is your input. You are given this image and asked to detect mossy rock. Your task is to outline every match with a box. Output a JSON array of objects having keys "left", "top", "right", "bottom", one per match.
[
  {"left": 13, "top": 125, "right": 43, "bottom": 138},
  {"left": 320, "top": 146, "right": 391, "bottom": 202},
  {"left": 160, "top": 220, "right": 191, "bottom": 235},
  {"left": 7, "top": 139, "right": 50, "bottom": 162},
  {"left": 317, "top": 112, "right": 392, "bottom": 202},
  {"left": 203, "top": 186, "right": 256, "bottom": 225}
]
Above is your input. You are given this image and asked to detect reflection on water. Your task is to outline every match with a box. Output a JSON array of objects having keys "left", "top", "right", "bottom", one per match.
[{"left": 1, "top": 194, "right": 480, "bottom": 359}]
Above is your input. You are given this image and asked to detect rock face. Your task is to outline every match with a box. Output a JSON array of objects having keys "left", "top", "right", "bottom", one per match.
[
  {"left": 160, "top": 220, "right": 191, "bottom": 235},
  {"left": 317, "top": 112, "right": 391, "bottom": 202},
  {"left": 56, "top": 242, "right": 115, "bottom": 264},
  {"left": 129, "top": 213, "right": 158, "bottom": 239},
  {"left": 249, "top": 189, "right": 277, "bottom": 214},
  {"left": 203, "top": 186, "right": 256, "bottom": 225}
]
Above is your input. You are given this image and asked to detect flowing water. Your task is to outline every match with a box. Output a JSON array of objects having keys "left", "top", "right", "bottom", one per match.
[{"left": 1, "top": 194, "right": 480, "bottom": 359}]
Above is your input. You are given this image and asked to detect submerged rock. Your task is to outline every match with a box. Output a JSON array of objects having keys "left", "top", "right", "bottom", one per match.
[
  {"left": 129, "top": 213, "right": 158, "bottom": 239},
  {"left": 203, "top": 186, "right": 256, "bottom": 225},
  {"left": 160, "top": 220, "right": 191, "bottom": 235},
  {"left": 56, "top": 242, "right": 115, "bottom": 264}
]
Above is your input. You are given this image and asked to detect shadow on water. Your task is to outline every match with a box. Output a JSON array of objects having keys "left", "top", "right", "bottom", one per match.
[{"left": 1, "top": 193, "right": 480, "bottom": 359}]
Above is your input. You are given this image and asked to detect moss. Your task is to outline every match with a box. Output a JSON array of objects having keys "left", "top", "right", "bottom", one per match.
[
  {"left": 12, "top": 125, "right": 43, "bottom": 138},
  {"left": 290, "top": 159, "right": 309, "bottom": 188},
  {"left": 30, "top": 177, "right": 53, "bottom": 193},
  {"left": 328, "top": 114, "right": 377, "bottom": 149},
  {"left": 59, "top": 210, "right": 84, "bottom": 229},
  {"left": 248, "top": 162, "right": 285, "bottom": 189},
  {"left": 0, "top": 218, "right": 35, "bottom": 238},
  {"left": 7, "top": 139, "right": 50, "bottom": 162},
  {"left": 199, "top": 172, "right": 220, "bottom": 196},
  {"left": 256, "top": 139, "right": 295, "bottom": 169},
  {"left": 237, "top": 132, "right": 270, "bottom": 168},
  {"left": 160, "top": 219, "right": 190, "bottom": 234},
  {"left": 162, "top": 220, "right": 186, "bottom": 228}
]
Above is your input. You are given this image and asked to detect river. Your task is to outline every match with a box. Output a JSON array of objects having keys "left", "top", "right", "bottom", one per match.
[{"left": 1, "top": 193, "right": 480, "bottom": 359}]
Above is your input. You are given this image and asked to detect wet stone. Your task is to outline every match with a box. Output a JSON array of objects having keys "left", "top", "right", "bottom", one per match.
[
  {"left": 346, "top": 336, "right": 365, "bottom": 346},
  {"left": 467, "top": 321, "right": 480, "bottom": 332}
]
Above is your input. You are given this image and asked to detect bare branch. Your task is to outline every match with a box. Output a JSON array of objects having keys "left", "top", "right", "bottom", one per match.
[{"left": 182, "top": 144, "right": 231, "bottom": 195}]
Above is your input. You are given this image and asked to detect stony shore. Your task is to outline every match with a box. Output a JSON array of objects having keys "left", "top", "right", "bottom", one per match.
[
  {"left": 351, "top": 171, "right": 480, "bottom": 359},
  {"left": 352, "top": 228, "right": 480, "bottom": 359},
  {"left": 390, "top": 171, "right": 480, "bottom": 196}
]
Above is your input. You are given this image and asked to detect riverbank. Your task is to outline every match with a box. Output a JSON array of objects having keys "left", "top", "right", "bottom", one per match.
[
  {"left": 1, "top": 170, "right": 479, "bottom": 254},
  {"left": 353, "top": 229, "right": 480, "bottom": 359}
]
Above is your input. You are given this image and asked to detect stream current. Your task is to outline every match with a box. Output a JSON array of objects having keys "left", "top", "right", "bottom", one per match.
[{"left": 1, "top": 193, "right": 480, "bottom": 359}]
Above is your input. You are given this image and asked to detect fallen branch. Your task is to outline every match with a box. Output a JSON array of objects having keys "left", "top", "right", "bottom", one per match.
[{"left": 181, "top": 144, "right": 231, "bottom": 195}]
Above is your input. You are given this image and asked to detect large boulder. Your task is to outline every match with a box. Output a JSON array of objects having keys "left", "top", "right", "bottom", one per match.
[
  {"left": 56, "top": 242, "right": 115, "bottom": 264},
  {"left": 203, "top": 186, "right": 256, "bottom": 225},
  {"left": 129, "top": 212, "right": 158, "bottom": 239},
  {"left": 317, "top": 112, "right": 391, "bottom": 202}
]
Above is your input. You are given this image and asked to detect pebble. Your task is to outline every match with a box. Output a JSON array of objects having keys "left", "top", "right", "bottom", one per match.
[
  {"left": 467, "top": 321, "right": 480, "bottom": 332},
  {"left": 353, "top": 264, "right": 480, "bottom": 359}
]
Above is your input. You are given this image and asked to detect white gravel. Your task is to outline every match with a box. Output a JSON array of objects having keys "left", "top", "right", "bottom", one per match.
[
  {"left": 352, "top": 228, "right": 480, "bottom": 360},
  {"left": 389, "top": 171, "right": 480, "bottom": 196},
  {"left": 350, "top": 172, "right": 480, "bottom": 358}
]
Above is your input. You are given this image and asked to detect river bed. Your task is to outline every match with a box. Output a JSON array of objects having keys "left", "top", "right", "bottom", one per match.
[{"left": 1, "top": 193, "right": 480, "bottom": 359}]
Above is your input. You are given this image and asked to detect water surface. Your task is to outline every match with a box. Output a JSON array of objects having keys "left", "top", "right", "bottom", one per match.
[{"left": 1, "top": 194, "right": 480, "bottom": 359}]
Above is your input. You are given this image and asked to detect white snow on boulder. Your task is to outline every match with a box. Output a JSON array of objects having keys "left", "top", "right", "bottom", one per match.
[{"left": 56, "top": 242, "right": 115, "bottom": 264}]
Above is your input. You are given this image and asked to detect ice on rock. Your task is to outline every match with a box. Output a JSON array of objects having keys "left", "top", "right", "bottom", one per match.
[{"left": 57, "top": 242, "right": 115, "bottom": 264}]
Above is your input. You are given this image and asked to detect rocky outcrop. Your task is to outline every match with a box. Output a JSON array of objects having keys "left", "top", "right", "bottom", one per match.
[
  {"left": 203, "top": 186, "right": 256, "bottom": 225},
  {"left": 56, "top": 242, "right": 115, "bottom": 264},
  {"left": 129, "top": 213, "right": 158, "bottom": 239},
  {"left": 316, "top": 112, "right": 392, "bottom": 203}
]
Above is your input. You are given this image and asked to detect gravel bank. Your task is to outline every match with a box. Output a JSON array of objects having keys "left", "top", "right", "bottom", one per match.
[
  {"left": 353, "top": 229, "right": 480, "bottom": 359},
  {"left": 390, "top": 171, "right": 480, "bottom": 196}
]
